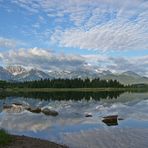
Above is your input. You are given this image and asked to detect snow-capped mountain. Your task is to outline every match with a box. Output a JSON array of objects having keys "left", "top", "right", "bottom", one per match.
[
  {"left": 0, "top": 66, "right": 13, "bottom": 81},
  {"left": 48, "top": 69, "right": 148, "bottom": 85},
  {"left": 0, "top": 66, "right": 148, "bottom": 84},
  {"left": 14, "top": 69, "right": 52, "bottom": 81},
  {"left": 6, "top": 66, "right": 26, "bottom": 75},
  {"left": 48, "top": 70, "right": 72, "bottom": 79},
  {"left": 48, "top": 69, "right": 99, "bottom": 79}
]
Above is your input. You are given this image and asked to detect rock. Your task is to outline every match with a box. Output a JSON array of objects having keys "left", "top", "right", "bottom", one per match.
[
  {"left": 42, "top": 108, "right": 58, "bottom": 116},
  {"left": 12, "top": 103, "right": 23, "bottom": 106},
  {"left": 3, "top": 105, "right": 13, "bottom": 109},
  {"left": 3, "top": 103, "right": 42, "bottom": 114},
  {"left": 102, "top": 115, "right": 118, "bottom": 126},
  {"left": 85, "top": 113, "right": 92, "bottom": 117},
  {"left": 118, "top": 118, "right": 124, "bottom": 121},
  {"left": 27, "top": 107, "right": 41, "bottom": 113},
  {"left": 3, "top": 104, "right": 25, "bottom": 113},
  {"left": 13, "top": 103, "right": 30, "bottom": 110}
]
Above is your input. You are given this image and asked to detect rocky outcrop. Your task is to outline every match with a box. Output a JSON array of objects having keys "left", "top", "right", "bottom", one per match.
[{"left": 42, "top": 108, "right": 59, "bottom": 116}]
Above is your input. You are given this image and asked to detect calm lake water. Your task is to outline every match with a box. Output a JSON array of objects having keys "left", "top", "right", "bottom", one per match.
[{"left": 0, "top": 91, "right": 148, "bottom": 148}]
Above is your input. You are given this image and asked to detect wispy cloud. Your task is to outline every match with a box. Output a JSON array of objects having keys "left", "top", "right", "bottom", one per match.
[
  {"left": 0, "top": 37, "right": 25, "bottom": 49},
  {"left": 6, "top": 0, "right": 148, "bottom": 51},
  {"left": 0, "top": 37, "right": 18, "bottom": 49},
  {"left": 53, "top": 19, "right": 148, "bottom": 51},
  {"left": 49, "top": 0, "right": 148, "bottom": 51}
]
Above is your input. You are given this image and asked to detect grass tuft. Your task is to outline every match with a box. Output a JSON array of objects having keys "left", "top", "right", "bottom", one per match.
[{"left": 0, "top": 129, "right": 13, "bottom": 146}]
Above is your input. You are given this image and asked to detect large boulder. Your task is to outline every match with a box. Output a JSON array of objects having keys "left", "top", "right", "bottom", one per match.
[
  {"left": 3, "top": 104, "right": 25, "bottom": 113},
  {"left": 85, "top": 113, "right": 93, "bottom": 117},
  {"left": 27, "top": 107, "right": 41, "bottom": 113},
  {"left": 42, "top": 108, "right": 58, "bottom": 116},
  {"left": 102, "top": 115, "right": 118, "bottom": 126}
]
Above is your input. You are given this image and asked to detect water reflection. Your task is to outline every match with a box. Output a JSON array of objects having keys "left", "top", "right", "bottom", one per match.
[
  {"left": 0, "top": 91, "right": 125, "bottom": 100},
  {"left": 0, "top": 92, "right": 148, "bottom": 148}
]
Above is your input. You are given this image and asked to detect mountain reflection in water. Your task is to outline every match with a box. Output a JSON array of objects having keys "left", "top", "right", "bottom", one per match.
[{"left": 0, "top": 91, "right": 148, "bottom": 148}]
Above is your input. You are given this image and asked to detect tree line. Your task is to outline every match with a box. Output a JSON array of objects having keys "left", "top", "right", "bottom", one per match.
[{"left": 0, "top": 78, "right": 124, "bottom": 88}]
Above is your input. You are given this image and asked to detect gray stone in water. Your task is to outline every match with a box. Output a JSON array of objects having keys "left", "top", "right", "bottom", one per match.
[
  {"left": 3, "top": 105, "right": 13, "bottom": 109},
  {"left": 42, "top": 108, "right": 58, "bottom": 116},
  {"left": 27, "top": 107, "right": 41, "bottom": 113},
  {"left": 12, "top": 103, "right": 23, "bottom": 106},
  {"left": 102, "top": 115, "right": 118, "bottom": 126},
  {"left": 85, "top": 114, "right": 93, "bottom": 117},
  {"left": 3, "top": 104, "right": 25, "bottom": 113}
]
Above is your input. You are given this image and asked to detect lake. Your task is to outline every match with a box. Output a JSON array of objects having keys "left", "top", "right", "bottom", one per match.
[{"left": 0, "top": 91, "right": 148, "bottom": 148}]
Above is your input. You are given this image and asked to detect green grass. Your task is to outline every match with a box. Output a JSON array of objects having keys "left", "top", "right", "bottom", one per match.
[
  {"left": 5, "top": 87, "right": 148, "bottom": 93},
  {"left": 0, "top": 129, "right": 13, "bottom": 147}
]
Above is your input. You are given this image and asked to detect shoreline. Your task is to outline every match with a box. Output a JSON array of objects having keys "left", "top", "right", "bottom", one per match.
[
  {"left": 5, "top": 135, "right": 68, "bottom": 148},
  {"left": 4, "top": 87, "right": 148, "bottom": 92}
]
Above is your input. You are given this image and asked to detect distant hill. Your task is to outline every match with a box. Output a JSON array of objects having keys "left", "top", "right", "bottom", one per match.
[
  {"left": 0, "top": 66, "right": 13, "bottom": 81},
  {"left": 100, "top": 71, "right": 148, "bottom": 85}
]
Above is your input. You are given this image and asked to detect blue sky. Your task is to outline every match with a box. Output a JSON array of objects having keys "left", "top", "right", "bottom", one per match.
[{"left": 0, "top": 0, "right": 148, "bottom": 75}]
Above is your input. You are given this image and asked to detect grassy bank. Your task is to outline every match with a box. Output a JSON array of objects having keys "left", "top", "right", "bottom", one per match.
[
  {"left": 0, "top": 129, "right": 13, "bottom": 147},
  {"left": 5, "top": 87, "right": 148, "bottom": 93}
]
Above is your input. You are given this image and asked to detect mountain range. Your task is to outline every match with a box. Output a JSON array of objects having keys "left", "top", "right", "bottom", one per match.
[{"left": 0, "top": 66, "right": 147, "bottom": 85}]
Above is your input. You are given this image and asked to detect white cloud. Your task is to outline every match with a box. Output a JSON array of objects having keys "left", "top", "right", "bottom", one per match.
[
  {"left": 0, "top": 53, "right": 3, "bottom": 61},
  {"left": 47, "top": 0, "right": 147, "bottom": 51},
  {"left": 2, "top": 48, "right": 86, "bottom": 71},
  {"left": 55, "top": 20, "right": 148, "bottom": 51},
  {"left": 0, "top": 47, "right": 148, "bottom": 76},
  {"left": 8, "top": 0, "right": 148, "bottom": 51},
  {"left": 108, "top": 56, "right": 148, "bottom": 76},
  {"left": 0, "top": 47, "right": 107, "bottom": 72},
  {"left": 0, "top": 0, "right": 147, "bottom": 75},
  {"left": 0, "top": 37, "right": 26, "bottom": 49}
]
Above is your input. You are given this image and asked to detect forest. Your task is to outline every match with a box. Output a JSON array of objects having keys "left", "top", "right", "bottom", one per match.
[{"left": 0, "top": 78, "right": 124, "bottom": 88}]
